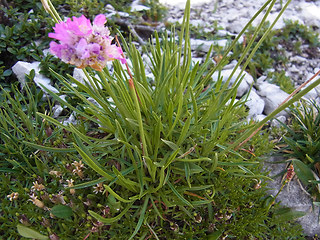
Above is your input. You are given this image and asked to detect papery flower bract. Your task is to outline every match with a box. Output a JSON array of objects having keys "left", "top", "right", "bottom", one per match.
[{"left": 49, "top": 14, "right": 126, "bottom": 71}]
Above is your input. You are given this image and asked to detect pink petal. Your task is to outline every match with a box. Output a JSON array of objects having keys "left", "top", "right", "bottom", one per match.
[
  {"left": 93, "top": 14, "right": 106, "bottom": 27},
  {"left": 49, "top": 21, "right": 74, "bottom": 44},
  {"left": 68, "top": 15, "right": 92, "bottom": 36},
  {"left": 105, "top": 44, "right": 126, "bottom": 64}
]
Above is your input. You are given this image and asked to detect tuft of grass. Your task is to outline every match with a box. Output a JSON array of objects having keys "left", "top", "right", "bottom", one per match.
[{"left": 276, "top": 100, "right": 320, "bottom": 202}]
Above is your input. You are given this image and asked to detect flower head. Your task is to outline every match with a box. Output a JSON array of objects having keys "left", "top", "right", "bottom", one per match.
[
  {"left": 66, "top": 179, "right": 76, "bottom": 195},
  {"left": 72, "top": 160, "right": 84, "bottom": 170},
  {"left": 93, "top": 183, "right": 104, "bottom": 194},
  {"left": 7, "top": 192, "right": 19, "bottom": 201},
  {"left": 49, "top": 14, "right": 126, "bottom": 71},
  {"left": 31, "top": 181, "right": 45, "bottom": 192},
  {"left": 49, "top": 170, "right": 62, "bottom": 178}
]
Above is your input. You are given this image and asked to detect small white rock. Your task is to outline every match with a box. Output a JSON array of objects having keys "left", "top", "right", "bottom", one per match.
[
  {"left": 271, "top": 115, "right": 286, "bottom": 128},
  {"left": 52, "top": 105, "right": 63, "bottom": 118},
  {"left": 12, "top": 61, "right": 58, "bottom": 93},
  {"left": 130, "top": 0, "right": 150, "bottom": 12},
  {"left": 257, "top": 81, "right": 290, "bottom": 116},
  {"left": 245, "top": 89, "right": 265, "bottom": 118}
]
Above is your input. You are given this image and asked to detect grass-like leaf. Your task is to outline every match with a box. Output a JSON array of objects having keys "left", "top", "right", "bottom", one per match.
[{"left": 89, "top": 202, "right": 133, "bottom": 224}]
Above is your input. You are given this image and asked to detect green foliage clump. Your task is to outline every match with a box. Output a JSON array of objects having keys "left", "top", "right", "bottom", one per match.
[
  {"left": 0, "top": 75, "right": 54, "bottom": 175},
  {"left": 277, "top": 100, "right": 320, "bottom": 202},
  {"left": 281, "top": 19, "right": 320, "bottom": 50},
  {"left": 267, "top": 70, "right": 295, "bottom": 94}
]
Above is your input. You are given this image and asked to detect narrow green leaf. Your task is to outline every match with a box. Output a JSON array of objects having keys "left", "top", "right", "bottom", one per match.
[
  {"left": 23, "top": 141, "right": 76, "bottom": 152},
  {"left": 163, "top": 148, "right": 180, "bottom": 169},
  {"left": 17, "top": 224, "right": 48, "bottom": 240},
  {"left": 207, "top": 231, "right": 223, "bottom": 240},
  {"left": 38, "top": 82, "right": 100, "bottom": 125},
  {"left": 112, "top": 165, "right": 139, "bottom": 192},
  {"left": 89, "top": 203, "right": 133, "bottom": 224},
  {"left": 152, "top": 115, "right": 162, "bottom": 159},
  {"left": 176, "top": 157, "right": 212, "bottom": 163},
  {"left": 216, "top": 144, "right": 247, "bottom": 160},
  {"left": 128, "top": 195, "right": 150, "bottom": 240},
  {"left": 146, "top": 222, "right": 160, "bottom": 240},
  {"left": 191, "top": 199, "right": 215, "bottom": 206},
  {"left": 71, "top": 178, "right": 107, "bottom": 189},
  {"left": 274, "top": 207, "right": 305, "bottom": 222},
  {"left": 165, "top": 92, "right": 183, "bottom": 138},
  {"left": 218, "top": 161, "right": 259, "bottom": 166},
  {"left": 177, "top": 113, "right": 192, "bottom": 145},
  {"left": 161, "top": 139, "right": 182, "bottom": 154},
  {"left": 177, "top": 185, "right": 214, "bottom": 192},
  {"left": 185, "top": 162, "right": 191, "bottom": 188},
  {"left": 167, "top": 181, "right": 193, "bottom": 208},
  {"left": 174, "top": 162, "right": 203, "bottom": 175},
  {"left": 103, "top": 183, "right": 138, "bottom": 203},
  {"left": 73, "top": 144, "right": 114, "bottom": 181}
]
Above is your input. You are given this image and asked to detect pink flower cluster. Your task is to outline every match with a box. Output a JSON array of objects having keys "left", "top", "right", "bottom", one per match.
[{"left": 49, "top": 14, "right": 126, "bottom": 71}]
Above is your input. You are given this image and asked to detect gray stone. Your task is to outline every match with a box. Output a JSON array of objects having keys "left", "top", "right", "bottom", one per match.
[
  {"left": 73, "top": 68, "right": 87, "bottom": 85},
  {"left": 251, "top": 114, "right": 266, "bottom": 122},
  {"left": 105, "top": 4, "right": 115, "bottom": 10},
  {"left": 190, "top": 39, "right": 214, "bottom": 52},
  {"left": 257, "top": 81, "right": 290, "bottom": 116},
  {"left": 299, "top": 2, "right": 320, "bottom": 27},
  {"left": 52, "top": 105, "right": 63, "bottom": 118},
  {"left": 212, "top": 63, "right": 254, "bottom": 97},
  {"left": 130, "top": 0, "right": 150, "bottom": 12},
  {"left": 265, "top": 156, "right": 320, "bottom": 236},
  {"left": 245, "top": 89, "right": 265, "bottom": 118},
  {"left": 271, "top": 115, "right": 286, "bottom": 128},
  {"left": 73, "top": 68, "right": 104, "bottom": 88},
  {"left": 223, "top": 60, "right": 238, "bottom": 70},
  {"left": 302, "top": 87, "right": 318, "bottom": 100},
  {"left": 62, "top": 112, "right": 77, "bottom": 126}
]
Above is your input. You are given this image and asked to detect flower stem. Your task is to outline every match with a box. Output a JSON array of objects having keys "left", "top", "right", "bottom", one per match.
[{"left": 41, "top": 0, "right": 62, "bottom": 23}]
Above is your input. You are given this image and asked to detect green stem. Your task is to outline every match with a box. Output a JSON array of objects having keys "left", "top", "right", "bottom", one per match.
[
  {"left": 42, "top": 0, "right": 62, "bottom": 23},
  {"left": 267, "top": 180, "right": 287, "bottom": 211}
]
